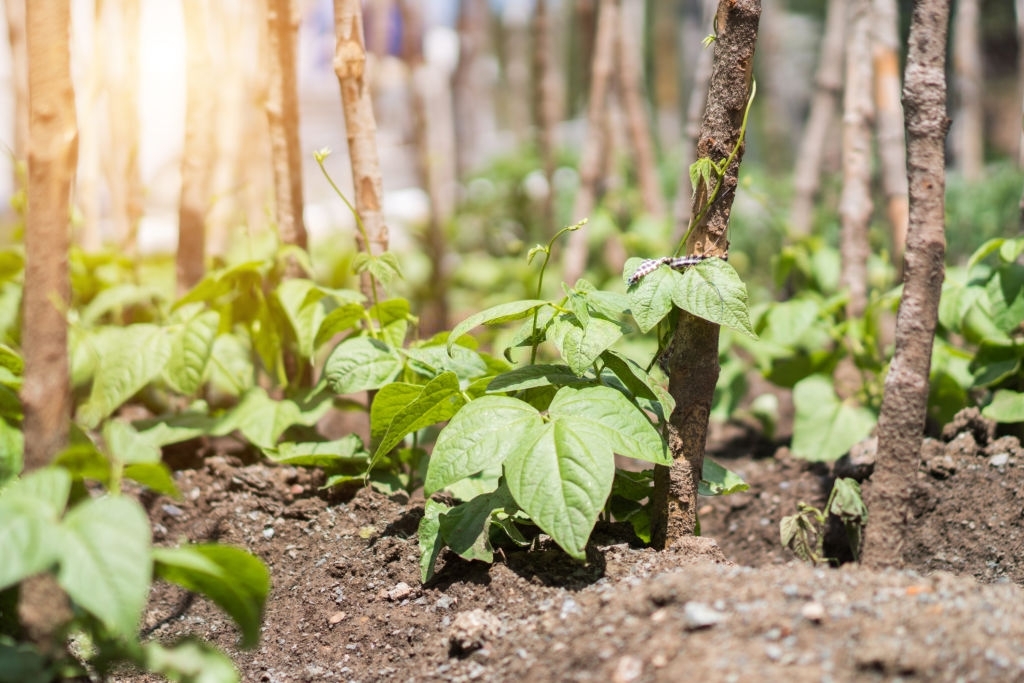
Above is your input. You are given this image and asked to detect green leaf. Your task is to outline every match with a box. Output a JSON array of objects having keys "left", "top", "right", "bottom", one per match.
[
  {"left": 134, "top": 410, "right": 221, "bottom": 447},
  {"left": 425, "top": 396, "right": 543, "bottom": 495},
  {"left": 600, "top": 350, "right": 672, "bottom": 414},
  {"left": 314, "top": 303, "right": 367, "bottom": 349},
  {"left": 503, "top": 419, "right": 612, "bottom": 560},
  {"left": 699, "top": 459, "right": 749, "bottom": 496},
  {"left": 487, "top": 364, "right": 590, "bottom": 393},
  {"left": 362, "top": 251, "right": 404, "bottom": 285},
  {"left": 77, "top": 325, "right": 174, "bottom": 428},
  {"left": 0, "top": 344, "right": 23, "bottom": 377},
  {"left": 573, "top": 281, "right": 631, "bottom": 322},
  {"left": 625, "top": 259, "right": 676, "bottom": 332},
  {"left": 689, "top": 157, "right": 715, "bottom": 194},
  {"left": 52, "top": 442, "right": 111, "bottom": 485},
  {"left": 165, "top": 310, "right": 220, "bottom": 395},
  {"left": 811, "top": 246, "right": 842, "bottom": 294},
  {"left": 372, "top": 372, "right": 466, "bottom": 460},
  {"left": 174, "top": 264, "right": 248, "bottom": 309},
  {"left": 0, "top": 417, "right": 22, "bottom": 485},
  {"left": 80, "top": 283, "right": 164, "bottom": 325},
  {"left": 986, "top": 264, "right": 1024, "bottom": 334},
  {"left": 402, "top": 344, "right": 490, "bottom": 381},
  {"left": 829, "top": 477, "right": 867, "bottom": 559},
  {"left": 967, "top": 237, "right": 1007, "bottom": 271},
  {"left": 153, "top": 544, "right": 269, "bottom": 648},
  {"left": 548, "top": 314, "right": 625, "bottom": 376},
  {"left": 0, "top": 640, "right": 55, "bottom": 683},
  {"left": 447, "top": 300, "right": 551, "bottom": 352},
  {"left": 780, "top": 511, "right": 820, "bottom": 564},
  {"left": 611, "top": 468, "right": 654, "bottom": 502},
  {"left": 104, "top": 420, "right": 161, "bottom": 465},
  {"left": 548, "top": 386, "right": 669, "bottom": 465},
  {"left": 59, "top": 496, "right": 152, "bottom": 638},
  {"left": 324, "top": 337, "right": 402, "bottom": 394},
  {"left": 755, "top": 298, "right": 831, "bottom": 352},
  {"left": 249, "top": 291, "right": 285, "bottom": 382},
  {"left": 791, "top": 375, "right": 876, "bottom": 462},
  {"left": 711, "top": 353, "right": 748, "bottom": 421},
  {"left": 216, "top": 388, "right": 311, "bottom": 450},
  {"left": 370, "top": 382, "right": 424, "bottom": 445},
  {"left": 566, "top": 290, "right": 591, "bottom": 328},
  {"left": 999, "top": 238, "right": 1024, "bottom": 263},
  {"left": 505, "top": 306, "right": 556, "bottom": 361},
  {"left": 208, "top": 333, "right": 256, "bottom": 398},
  {"left": 267, "top": 435, "right": 368, "bottom": 469},
  {"left": 321, "top": 473, "right": 367, "bottom": 489},
  {"left": 369, "top": 298, "right": 411, "bottom": 348},
  {"left": 983, "top": 389, "right": 1024, "bottom": 423},
  {"left": 961, "top": 302, "right": 1012, "bottom": 346},
  {"left": 418, "top": 498, "right": 447, "bottom": 583},
  {"left": 0, "top": 283, "right": 20, "bottom": 344},
  {"left": 4, "top": 467, "right": 71, "bottom": 515},
  {"left": 140, "top": 640, "right": 239, "bottom": 683},
  {"left": 938, "top": 276, "right": 967, "bottom": 332},
  {"left": 439, "top": 483, "right": 517, "bottom": 564},
  {"left": 829, "top": 477, "right": 867, "bottom": 523},
  {"left": 0, "top": 469, "right": 71, "bottom": 590},
  {"left": 445, "top": 467, "right": 502, "bottom": 501},
  {"left": 970, "top": 342, "right": 1022, "bottom": 387},
  {"left": 672, "top": 260, "right": 757, "bottom": 338},
  {"left": 124, "top": 463, "right": 181, "bottom": 499},
  {"left": 275, "top": 279, "right": 326, "bottom": 359}
]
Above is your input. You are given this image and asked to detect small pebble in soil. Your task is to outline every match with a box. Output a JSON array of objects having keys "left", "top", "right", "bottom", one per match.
[
  {"left": 262, "top": 527, "right": 275, "bottom": 539},
  {"left": 384, "top": 582, "right": 414, "bottom": 602},
  {"left": 328, "top": 611, "right": 346, "bottom": 625},
  {"left": 435, "top": 595, "right": 456, "bottom": 610},
  {"left": 611, "top": 654, "right": 643, "bottom": 683},
  {"left": 990, "top": 453, "right": 1010, "bottom": 468},
  {"left": 448, "top": 609, "right": 502, "bottom": 657},
  {"left": 801, "top": 601, "right": 826, "bottom": 623},
  {"left": 683, "top": 601, "right": 725, "bottom": 630},
  {"left": 161, "top": 504, "right": 183, "bottom": 517}
]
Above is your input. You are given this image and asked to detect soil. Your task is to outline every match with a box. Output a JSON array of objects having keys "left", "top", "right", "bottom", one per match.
[{"left": 116, "top": 408, "right": 1024, "bottom": 683}]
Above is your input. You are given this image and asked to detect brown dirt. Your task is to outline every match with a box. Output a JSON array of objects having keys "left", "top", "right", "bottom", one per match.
[{"left": 116, "top": 409, "right": 1024, "bottom": 682}]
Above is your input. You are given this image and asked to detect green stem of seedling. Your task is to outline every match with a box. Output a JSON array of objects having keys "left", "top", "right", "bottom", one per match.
[
  {"left": 315, "top": 150, "right": 381, "bottom": 308},
  {"left": 674, "top": 80, "right": 757, "bottom": 257},
  {"left": 529, "top": 219, "right": 587, "bottom": 364}
]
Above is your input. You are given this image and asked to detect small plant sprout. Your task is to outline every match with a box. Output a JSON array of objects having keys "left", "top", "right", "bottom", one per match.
[{"left": 780, "top": 477, "right": 868, "bottom": 565}]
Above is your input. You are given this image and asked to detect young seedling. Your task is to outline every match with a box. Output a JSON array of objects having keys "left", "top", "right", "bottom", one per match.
[{"left": 780, "top": 477, "right": 868, "bottom": 565}]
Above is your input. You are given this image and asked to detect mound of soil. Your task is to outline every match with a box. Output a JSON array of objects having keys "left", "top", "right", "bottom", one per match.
[{"left": 119, "top": 409, "right": 1024, "bottom": 682}]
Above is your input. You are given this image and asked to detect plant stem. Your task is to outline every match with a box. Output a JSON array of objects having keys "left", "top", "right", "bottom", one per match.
[
  {"left": 315, "top": 153, "right": 380, "bottom": 308},
  {"left": 674, "top": 80, "right": 757, "bottom": 257},
  {"left": 529, "top": 220, "right": 586, "bottom": 364}
]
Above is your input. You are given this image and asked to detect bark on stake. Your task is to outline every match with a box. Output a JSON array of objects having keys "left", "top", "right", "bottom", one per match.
[
  {"left": 651, "top": 0, "right": 760, "bottom": 549},
  {"left": 563, "top": 0, "right": 618, "bottom": 286},
  {"left": 862, "top": 0, "right": 950, "bottom": 569},
  {"left": 333, "top": 0, "right": 389, "bottom": 299},
  {"left": 22, "top": 0, "right": 76, "bottom": 472},
  {"left": 268, "top": 0, "right": 309, "bottom": 275}
]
